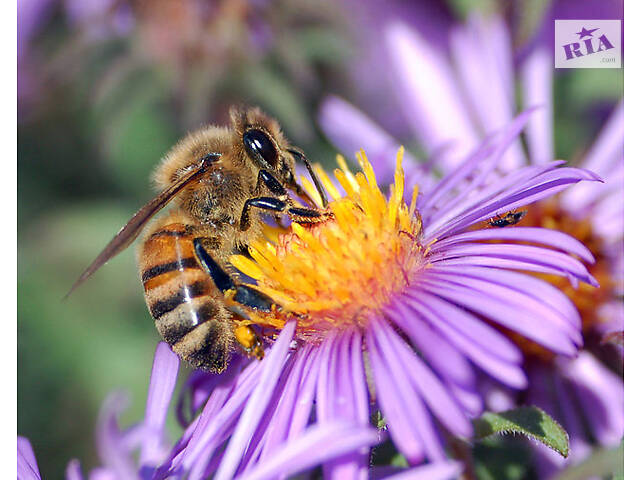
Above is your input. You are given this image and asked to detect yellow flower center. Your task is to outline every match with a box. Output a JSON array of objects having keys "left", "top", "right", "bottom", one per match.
[{"left": 230, "top": 149, "right": 426, "bottom": 339}]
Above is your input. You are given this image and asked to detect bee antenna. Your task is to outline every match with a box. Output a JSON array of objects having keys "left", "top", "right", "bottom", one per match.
[{"left": 288, "top": 148, "right": 329, "bottom": 208}]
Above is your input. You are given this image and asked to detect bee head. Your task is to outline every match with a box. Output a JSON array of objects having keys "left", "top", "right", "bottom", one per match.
[{"left": 230, "top": 106, "right": 297, "bottom": 187}]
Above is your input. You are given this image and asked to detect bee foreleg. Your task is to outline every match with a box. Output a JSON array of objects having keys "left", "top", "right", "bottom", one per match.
[
  {"left": 240, "top": 197, "right": 287, "bottom": 231},
  {"left": 257, "top": 169, "right": 287, "bottom": 196},
  {"left": 240, "top": 196, "right": 329, "bottom": 231}
]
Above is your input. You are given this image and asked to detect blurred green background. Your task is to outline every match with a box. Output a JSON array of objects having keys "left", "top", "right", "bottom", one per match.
[{"left": 18, "top": 0, "right": 622, "bottom": 477}]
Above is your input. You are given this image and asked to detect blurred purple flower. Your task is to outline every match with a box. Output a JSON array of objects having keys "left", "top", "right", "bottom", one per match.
[
  {"left": 336, "top": 0, "right": 454, "bottom": 138},
  {"left": 516, "top": 42, "right": 623, "bottom": 476},
  {"left": 320, "top": 15, "right": 525, "bottom": 175},
  {"left": 18, "top": 342, "right": 384, "bottom": 480},
  {"left": 518, "top": 0, "right": 623, "bottom": 56},
  {"left": 18, "top": 0, "right": 56, "bottom": 107},
  {"left": 64, "top": 0, "right": 133, "bottom": 38},
  {"left": 158, "top": 109, "right": 601, "bottom": 478},
  {"left": 319, "top": 11, "right": 622, "bottom": 477},
  {"left": 18, "top": 0, "right": 55, "bottom": 61}
]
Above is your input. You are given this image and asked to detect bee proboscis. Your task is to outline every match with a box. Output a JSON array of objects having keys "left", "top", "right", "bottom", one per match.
[{"left": 68, "top": 107, "right": 330, "bottom": 372}]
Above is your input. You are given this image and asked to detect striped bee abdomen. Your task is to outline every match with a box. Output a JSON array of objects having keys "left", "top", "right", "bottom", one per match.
[{"left": 139, "top": 222, "right": 234, "bottom": 372}]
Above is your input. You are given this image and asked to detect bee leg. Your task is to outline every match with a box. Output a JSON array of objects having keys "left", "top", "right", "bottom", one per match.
[
  {"left": 240, "top": 195, "right": 329, "bottom": 231},
  {"left": 194, "top": 238, "right": 272, "bottom": 360},
  {"left": 257, "top": 169, "right": 288, "bottom": 196},
  {"left": 244, "top": 169, "right": 329, "bottom": 228},
  {"left": 193, "top": 238, "right": 276, "bottom": 312}
]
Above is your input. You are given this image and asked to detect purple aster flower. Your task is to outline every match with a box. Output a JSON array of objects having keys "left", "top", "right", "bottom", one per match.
[
  {"left": 319, "top": 11, "right": 622, "bottom": 476},
  {"left": 18, "top": 342, "right": 384, "bottom": 480},
  {"left": 156, "top": 108, "right": 600, "bottom": 478}
]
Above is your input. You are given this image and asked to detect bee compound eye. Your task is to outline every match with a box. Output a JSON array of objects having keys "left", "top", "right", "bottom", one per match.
[{"left": 243, "top": 129, "right": 278, "bottom": 168}]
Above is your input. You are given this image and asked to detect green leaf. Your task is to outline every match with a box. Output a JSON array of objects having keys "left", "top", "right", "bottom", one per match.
[
  {"left": 390, "top": 453, "right": 409, "bottom": 468},
  {"left": 473, "top": 406, "right": 570, "bottom": 458},
  {"left": 447, "top": 0, "right": 498, "bottom": 19}
]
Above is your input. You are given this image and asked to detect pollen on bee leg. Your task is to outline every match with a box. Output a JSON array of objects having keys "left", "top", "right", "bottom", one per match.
[{"left": 233, "top": 323, "right": 264, "bottom": 360}]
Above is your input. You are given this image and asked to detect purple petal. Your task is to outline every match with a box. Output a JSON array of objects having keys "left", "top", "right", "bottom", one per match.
[
  {"left": 140, "top": 343, "right": 180, "bottom": 468},
  {"left": 432, "top": 227, "right": 595, "bottom": 263},
  {"left": 65, "top": 459, "right": 85, "bottom": 480},
  {"left": 95, "top": 393, "right": 138, "bottom": 480},
  {"left": 420, "top": 269, "right": 581, "bottom": 345},
  {"left": 560, "top": 352, "right": 624, "bottom": 446},
  {"left": 385, "top": 22, "right": 479, "bottom": 168},
  {"left": 387, "top": 298, "right": 476, "bottom": 389},
  {"left": 418, "top": 281, "right": 578, "bottom": 356},
  {"left": 431, "top": 256, "right": 589, "bottom": 287},
  {"left": 175, "top": 360, "right": 263, "bottom": 475},
  {"left": 420, "top": 109, "right": 541, "bottom": 222},
  {"left": 402, "top": 293, "right": 527, "bottom": 389},
  {"left": 213, "top": 320, "right": 297, "bottom": 480},
  {"left": 319, "top": 330, "right": 371, "bottom": 479},
  {"left": 366, "top": 323, "right": 426, "bottom": 463},
  {"left": 350, "top": 331, "right": 371, "bottom": 425},
  {"left": 18, "top": 0, "right": 55, "bottom": 60},
  {"left": 447, "top": 382, "right": 483, "bottom": 417},
  {"left": 521, "top": 47, "right": 554, "bottom": 164},
  {"left": 259, "top": 344, "right": 315, "bottom": 458},
  {"left": 382, "top": 317, "right": 473, "bottom": 437},
  {"left": 425, "top": 265, "right": 581, "bottom": 330},
  {"left": 431, "top": 167, "right": 602, "bottom": 238},
  {"left": 524, "top": 368, "right": 574, "bottom": 474},
  {"left": 368, "top": 318, "right": 446, "bottom": 462},
  {"left": 383, "top": 461, "right": 463, "bottom": 480},
  {"left": 429, "top": 243, "right": 597, "bottom": 287},
  {"left": 286, "top": 345, "right": 323, "bottom": 440},
  {"left": 551, "top": 372, "right": 592, "bottom": 462},
  {"left": 177, "top": 357, "right": 248, "bottom": 428},
  {"left": 422, "top": 161, "right": 548, "bottom": 235},
  {"left": 236, "top": 422, "right": 380, "bottom": 480},
  {"left": 422, "top": 267, "right": 581, "bottom": 342},
  {"left": 18, "top": 436, "right": 41, "bottom": 480},
  {"left": 450, "top": 16, "right": 525, "bottom": 170},
  {"left": 316, "top": 331, "right": 339, "bottom": 424},
  {"left": 88, "top": 468, "right": 119, "bottom": 480},
  {"left": 236, "top": 355, "right": 300, "bottom": 474}
]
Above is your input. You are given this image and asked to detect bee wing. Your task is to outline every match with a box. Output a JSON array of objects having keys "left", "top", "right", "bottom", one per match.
[{"left": 65, "top": 156, "right": 218, "bottom": 298}]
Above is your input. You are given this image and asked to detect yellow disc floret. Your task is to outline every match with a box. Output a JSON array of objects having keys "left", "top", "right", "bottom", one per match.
[{"left": 229, "top": 148, "right": 427, "bottom": 339}]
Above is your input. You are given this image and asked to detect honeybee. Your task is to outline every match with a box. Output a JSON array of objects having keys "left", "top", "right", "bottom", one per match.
[
  {"left": 68, "top": 107, "right": 330, "bottom": 372},
  {"left": 488, "top": 210, "right": 527, "bottom": 228}
]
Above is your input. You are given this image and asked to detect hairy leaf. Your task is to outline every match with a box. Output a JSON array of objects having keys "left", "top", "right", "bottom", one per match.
[{"left": 473, "top": 406, "right": 569, "bottom": 458}]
